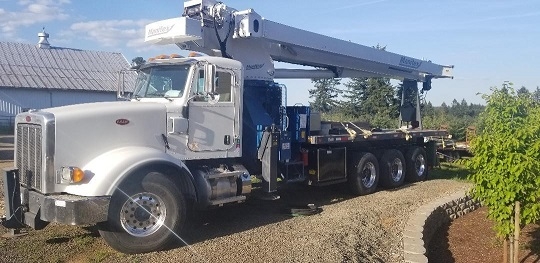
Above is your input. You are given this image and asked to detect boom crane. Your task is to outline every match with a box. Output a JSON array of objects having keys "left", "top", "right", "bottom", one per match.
[
  {"left": 2, "top": 0, "right": 455, "bottom": 255},
  {"left": 145, "top": 0, "right": 453, "bottom": 82}
]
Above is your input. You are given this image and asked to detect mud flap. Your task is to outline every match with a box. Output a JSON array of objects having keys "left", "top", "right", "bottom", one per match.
[
  {"left": 1, "top": 168, "right": 25, "bottom": 229},
  {"left": 257, "top": 127, "right": 279, "bottom": 194}
]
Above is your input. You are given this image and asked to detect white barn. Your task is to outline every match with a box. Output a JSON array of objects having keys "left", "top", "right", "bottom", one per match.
[{"left": 0, "top": 30, "right": 136, "bottom": 121}]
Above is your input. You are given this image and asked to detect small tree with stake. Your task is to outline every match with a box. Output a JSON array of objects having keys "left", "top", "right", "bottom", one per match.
[{"left": 467, "top": 82, "right": 540, "bottom": 263}]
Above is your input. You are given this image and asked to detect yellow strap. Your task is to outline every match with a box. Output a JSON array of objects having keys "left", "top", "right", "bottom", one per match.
[
  {"left": 340, "top": 122, "right": 357, "bottom": 140},
  {"left": 348, "top": 122, "right": 373, "bottom": 139},
  {"left": 398, "top": 127, "right": 412, "bottom": 141}
]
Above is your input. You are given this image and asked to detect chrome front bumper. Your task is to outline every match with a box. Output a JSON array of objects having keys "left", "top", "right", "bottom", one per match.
[{"left": 1, "top": 168, "right": 110, "bottom": 230}]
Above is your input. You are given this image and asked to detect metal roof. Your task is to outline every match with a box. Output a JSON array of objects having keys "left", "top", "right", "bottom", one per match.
[{"left": 0, "top": 42, "right": 136, "bottom": 92}]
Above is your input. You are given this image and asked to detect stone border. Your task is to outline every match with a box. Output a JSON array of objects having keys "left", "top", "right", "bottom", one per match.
[{"left": 402, "top": 191, "right": 481, "bottom": 263}]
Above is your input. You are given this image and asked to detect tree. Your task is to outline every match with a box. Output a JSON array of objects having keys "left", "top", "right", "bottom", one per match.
[
  {"left": 308, "top": 78, "right": 341, "bottom": 114},
  {"left": 131, "top": 56, "right": 146, "bottom": 67},
  {"left": 467, "top": 83, "right": 540, "bottom": 263},
  {"left": 342, "top": 77, "right": 398, "bottom": 128},
  {"left": 341, "top": 77, "right": 367, "bottom": 117},
  {"left": 533, "top": 86, "right": 540, "bottom": 103},
  {"left": 440, "top": 102, "right": 449, "bottom": 115},
  {"left": 517, "top": 86, "right": 530, "bottom": 97},
  {"left": 421, "top": 101, "right": 435, "bottom": 118}
]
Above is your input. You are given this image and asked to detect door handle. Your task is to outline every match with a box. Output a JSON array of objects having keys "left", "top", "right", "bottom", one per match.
[{"left": 224, "top": 135, "right": 231, "bottom": 145}]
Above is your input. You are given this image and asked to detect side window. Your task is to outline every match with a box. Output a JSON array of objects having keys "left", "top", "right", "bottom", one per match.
[
  {"left": 196, "top": 70, "right": 205, "bottom": 95},
  {"left": 192, "top": 69, "right": 207, "bottom": 101},
  {"left": 215, "top": 71, "right": 232, "bottom": 102}
]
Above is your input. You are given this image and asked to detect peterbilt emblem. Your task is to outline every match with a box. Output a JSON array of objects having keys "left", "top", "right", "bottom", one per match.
[
  {"left": 116, "top": 119, "right": 130, "bottom": 125},
  {"left": 25, "top": 116, "right": 31, "bottom": 122}
]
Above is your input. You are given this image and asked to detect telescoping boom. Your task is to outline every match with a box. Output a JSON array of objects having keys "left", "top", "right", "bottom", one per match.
[{"left": 145, "top": 0, "right": 453, "bottom": 82}]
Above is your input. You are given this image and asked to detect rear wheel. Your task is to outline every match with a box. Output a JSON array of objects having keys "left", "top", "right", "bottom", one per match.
[
  {"left": 348, "top": 152, "right": 379, "bottom": 196},
  {"left": 405, "top": 147, "right": 428, "bottom": 182},
  {"left": 99, "top": 171, "right": 186, "bottom": 254},
  {"left": 379, "top": 149, "right": 406, "bottom": 188}
]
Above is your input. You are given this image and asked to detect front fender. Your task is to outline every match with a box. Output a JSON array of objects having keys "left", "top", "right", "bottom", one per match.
[{"left": 62, "top": 146, "right": 192, "bottom": 196}]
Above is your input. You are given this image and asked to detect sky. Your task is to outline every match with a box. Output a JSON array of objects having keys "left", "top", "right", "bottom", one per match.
[{"left": 1, "top": 0, "right": 539, "bottom": 106}]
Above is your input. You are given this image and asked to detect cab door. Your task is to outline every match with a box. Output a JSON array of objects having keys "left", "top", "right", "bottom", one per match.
[{"left": 187, "top": 67, "right": 238, "bottom": 154}]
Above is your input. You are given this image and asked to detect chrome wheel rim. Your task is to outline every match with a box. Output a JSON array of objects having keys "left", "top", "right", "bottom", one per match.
[
  {"left": 391, "top": 158, "right": 404, "bottom": 182},
  {"left": 415, "top": 155, "right": 426, "bottom": 177},
  {"left": 361, "top": 162, "right": 377, "bottom": 188},
  {"left": 120, "top": 192, "right": 166, "bottom": 237}
]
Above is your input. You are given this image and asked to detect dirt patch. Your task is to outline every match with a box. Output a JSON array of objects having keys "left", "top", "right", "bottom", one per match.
[{"left": 428, "top": 206, "right": 540, "bottom": 263}]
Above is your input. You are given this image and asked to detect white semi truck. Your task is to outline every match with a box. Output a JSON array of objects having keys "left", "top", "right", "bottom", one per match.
[{"left": 2, "top": 0, "right": 453, "bottom": 254}]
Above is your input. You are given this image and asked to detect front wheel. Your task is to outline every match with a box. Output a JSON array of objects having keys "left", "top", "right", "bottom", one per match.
[
  {"left": 348, "top": 152, "right": 379, "bottom": 196},
  {"left": 99, "top": 172, "right": 186, "bottom": 254}
]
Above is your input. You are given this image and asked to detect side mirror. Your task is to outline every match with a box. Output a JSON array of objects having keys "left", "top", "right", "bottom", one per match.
[
  {"left": 117, "top": 70, "right": 131, "bottom": 100},
  {"left": 204, "top": 63, "right": 216, "bottom": 95}
]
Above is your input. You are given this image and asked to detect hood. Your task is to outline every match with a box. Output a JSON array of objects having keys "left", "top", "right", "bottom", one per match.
[{"left": 46, "top": 101, "right": 167, "bottom": 170}]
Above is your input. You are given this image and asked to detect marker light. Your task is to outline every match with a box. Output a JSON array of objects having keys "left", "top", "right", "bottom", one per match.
[
  {"left": 60, "top": 167, "right": 85, "bottom": 184},
  {"left": 170, "top": 53, "right": 183, "bottom": 58},
  {"left": 72, "top": 167, "right": 85, "bottom": 183},
  {"left": 155, "top": 54, "right": 169, "bottom": 59}
]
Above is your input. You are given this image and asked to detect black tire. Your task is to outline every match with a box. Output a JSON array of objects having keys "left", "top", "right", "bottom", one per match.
[
  {"left": 405, "top": 147, "right": 428, "bottom": 182},
  {"left": 348, "top": 152, "right": 379, "bottom": 196},
  {"left": 99, "top": 172, "right": 186, "bottom": 254},
  {"left": 379, "top": 149, "right": 406, "bottom": 188}
]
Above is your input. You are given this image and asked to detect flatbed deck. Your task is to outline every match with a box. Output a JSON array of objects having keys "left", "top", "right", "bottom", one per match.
[{"left": 307, "top": 128, "right": 448, "bottom": 145}]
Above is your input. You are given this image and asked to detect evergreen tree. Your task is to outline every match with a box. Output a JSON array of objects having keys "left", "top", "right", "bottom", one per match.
[
  {"left": 440, "top": 102, "right": 449, "bottom": 114},
  {"left": 342, "top": 77, "right": 368, "bottom": 117},
  {"left": 517, "top": 86, "right": 530, "bottom": 97},
  {"left": 308, "top": 78, "right": 341, "bottom": 113},
  {"left": 421, "top": 101, "right": 435, "bottom": 118},
  {"left": 342, "top": 77, "right": 398, "bottom": 128},
  {"left": 534, "top": 87, "right": 540, "bottom": 103}
]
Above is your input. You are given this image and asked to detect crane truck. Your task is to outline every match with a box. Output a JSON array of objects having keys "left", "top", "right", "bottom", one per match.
[{"left": 1, "top": 0, "right": 454, "bottom": 254}]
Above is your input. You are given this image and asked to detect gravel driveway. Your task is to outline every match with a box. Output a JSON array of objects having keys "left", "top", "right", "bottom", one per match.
[{"left": 0, "top": 165, "right": 470, "bottom": 263}]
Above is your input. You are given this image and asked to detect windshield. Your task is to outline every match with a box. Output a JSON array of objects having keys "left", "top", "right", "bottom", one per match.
[{"left": 133, "top": 65, "right": 191, "bottom": 98}]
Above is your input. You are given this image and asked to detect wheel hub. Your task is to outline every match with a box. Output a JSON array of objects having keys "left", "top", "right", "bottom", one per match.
[
  {"left": 415, "top": 155, "right": 426, "bottom": 176},
  {"left": 120, "top": 192, "right": 166, "bottom": 237},
  {"left": 361, "top": 162, "right": 377, "bottom": 188},
  {"left": 391, "top": 158, "right": 404, "bottom": 182}
]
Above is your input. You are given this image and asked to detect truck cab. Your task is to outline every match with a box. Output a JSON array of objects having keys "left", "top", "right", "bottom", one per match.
[{"left": 131, "top": 55, "right": 243, "bottom": 160}]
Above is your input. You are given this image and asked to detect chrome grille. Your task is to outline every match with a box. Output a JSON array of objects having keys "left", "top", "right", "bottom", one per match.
[{"left": 16, "top": 123, "right": 43, "bottom": 191}]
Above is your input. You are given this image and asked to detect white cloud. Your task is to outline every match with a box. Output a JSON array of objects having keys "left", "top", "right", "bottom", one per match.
[
  {"left": 67, "top": 19, "right": 154, "bottom": 49},
  {"left": 0, "top": 0, "right": 70, "bottom": 34}
]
